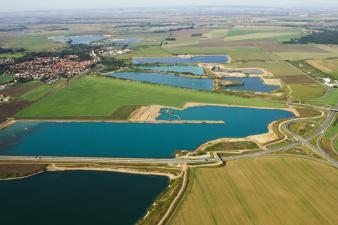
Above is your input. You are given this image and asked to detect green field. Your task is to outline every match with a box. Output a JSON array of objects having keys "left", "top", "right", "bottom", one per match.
[
  {"left": 223, "top": 46, "right": 280, "bottom": 61},
  {"left": 306, "top": 59, "right": 338, "bottom": 80},
  {"left": 15, "top": 75, "right": 285, "bottom": 118},
  {"left": 226, "top": 26, "right": 294, "bottom": 37},
  {"left": 0, "top": 53, "right": 23, "bottom": 58},
  {"left": 224, "top": 32, "right": 299, "bottom": 42},
  {"left": 18, "top": 84, "right": 57, "bottom": 102},
  {"left": 168, "top": 156, "right": 338, "bottom": 225},
  {"left": 326, "top": 116, "right": 338, "bottom": 138},
  {"left": 222, "top": 61, "right": 303, "bottom": 76},
  {"left": 309, "top": 88, "right": 338, "bottom": 106},
  {"left": 162, "top": 46, "right": 279, "bottom": 61},
  {"left": 115, "top": 46, "right": 172, "bottom": 59},
  {"left": 325, "top": 116, "right": 338, "bottom": 150},
  {"left": 0, "top": 33, "right": 68, "bottom": 51},
  {"left": 274, "top": 52, "right": 338, "bottom": 60},
  {"left": 204, "top": 29, "right": 229, "bottom": 39},
  {"left": 289, "top": 83, "right": 325, "bottom": 99},
  {"left": 19, "top": 79, "right": 41, "bottom": 87},
  {"left": 0, "top": 74, "right": 15, "bottom": 84}
]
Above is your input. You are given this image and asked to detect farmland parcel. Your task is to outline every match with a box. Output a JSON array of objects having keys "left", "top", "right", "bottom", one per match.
[{"left": 168, "top": 156, "right": 338, "bottom": 225}]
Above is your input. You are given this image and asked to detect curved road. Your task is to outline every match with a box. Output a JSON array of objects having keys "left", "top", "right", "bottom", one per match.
[{"left": 282, "top": 105, "right": 338, "bottom": 167}]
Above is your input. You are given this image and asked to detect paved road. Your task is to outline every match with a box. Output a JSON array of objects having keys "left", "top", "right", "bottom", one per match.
[
  {"left": 0, "top": 155, "right": 218, "bottom": 164},
  {"left": 282, "top": 105, "right": 338, "bottom": 167}
]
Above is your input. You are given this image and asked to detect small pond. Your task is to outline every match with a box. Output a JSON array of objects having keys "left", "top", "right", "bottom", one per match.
[{"left": 222, "top": 77, "right": 279, "bottom": 92}]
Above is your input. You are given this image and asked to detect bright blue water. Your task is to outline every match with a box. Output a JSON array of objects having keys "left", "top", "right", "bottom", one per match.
[
  {"left": 132, "top": 55, "right": 229, "bottom": 64},
  {"left": 104, "top": 39, "right": 141, "bottom": 46},
  {"left": 53, "top": 36, "right": 106, "bottom": 45},
  {"left": 134, "top": 65, "right": 205, "bottom": 76},
  {"left": 0, "top": 106, "right": 294, "bottom": 158},
  {"left": 0, "top": 170, "right": 168, "bottom": 225},
  {"left": 221, "top": 77, "right": 280, "bottom": 92},
  {"left": 106, "top": 72, "right": 213, "bottom": 90},
  {"left": 222, "top": 69, "right": 264, "bottom": 74}
]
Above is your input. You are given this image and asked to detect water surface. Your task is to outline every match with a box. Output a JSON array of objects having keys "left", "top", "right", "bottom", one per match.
[
  {"left": 106, "top": 72, "right": 213, "bottom": 90},
  {"left": 0, "top": 106, "right": 294, "bottom": 158},
  {"left": 54, "top": 36, "right": 106, "bottom": 45},
  {"left": 132, "top": 55, "right": 229, "bottom": 64},
  {"left": 0, "top": 170, "right": 168, "bottom": 225},
  {"left": 104, "top": 39, "right": 141, "bottom": 46},
  {"left": 134, "top": 65, "right": 204, "bottom": 76},
  {"left": 221, "top": 77, "right": 279, "bottom": 92}
]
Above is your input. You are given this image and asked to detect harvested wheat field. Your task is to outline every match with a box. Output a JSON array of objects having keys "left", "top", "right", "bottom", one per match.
[
  {"left": 279, "top": 75, "right": 316, "bottom": 84},
  {"left": 168, "top": 156, "right": 338, "bottom": 225}
]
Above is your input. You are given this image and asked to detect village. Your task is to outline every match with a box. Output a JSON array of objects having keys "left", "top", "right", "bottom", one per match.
[{"left": 0, "top": 55, "right": 101, "bottom": 86}]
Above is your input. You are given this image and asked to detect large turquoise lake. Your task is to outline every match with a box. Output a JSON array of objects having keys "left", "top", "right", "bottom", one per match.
[
  {"left": 134, "top": 65, "right": 205, "bottom": 75},
  {"left": 222, "top": 77, "right": 280, "bottom": 92},
  {"left": 0, "top": 170, "right": 168, "bottom": 225},
  {"left": 0, "top": 106, "right": 294, "bottom": 158},
  {"left": 106, "top": 72, "right": 213, "bottom": 90},
  {"left": 132, "top": 55, "right": 229, "bottom": 64}
]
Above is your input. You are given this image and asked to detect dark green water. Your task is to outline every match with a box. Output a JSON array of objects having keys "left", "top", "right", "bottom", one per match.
[{"left": 0, "top": 170, "right": 169, "bottom": 225}]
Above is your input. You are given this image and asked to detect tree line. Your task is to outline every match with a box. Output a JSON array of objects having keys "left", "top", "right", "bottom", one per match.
[{"left": 283, "top": 31, "right": 338, "bottom": 45}]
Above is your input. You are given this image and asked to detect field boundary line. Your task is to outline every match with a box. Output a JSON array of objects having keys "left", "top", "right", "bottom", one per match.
[{"left": 159, "top": 165, "right": 188, "bottom": 225}]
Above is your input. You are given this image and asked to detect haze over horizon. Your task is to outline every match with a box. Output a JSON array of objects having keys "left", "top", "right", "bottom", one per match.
[{"left": 1, "top": 0, "right": 338, "bottom": 12}]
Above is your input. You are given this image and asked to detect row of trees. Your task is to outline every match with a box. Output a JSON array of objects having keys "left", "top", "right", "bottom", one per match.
[
  {"left": 13, "top": 44, "right": 102, "bottom": 63},
  {"left": 0, "top": 47, "right": 25, "bottom": 54},
  {"left": 283, "top": 31, "right": 338, "bottom": 45}
]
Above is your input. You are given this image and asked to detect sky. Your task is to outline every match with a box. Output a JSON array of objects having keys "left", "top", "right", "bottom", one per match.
[{"left": 1, "top": 0, "right": 338, "bottom": 12}]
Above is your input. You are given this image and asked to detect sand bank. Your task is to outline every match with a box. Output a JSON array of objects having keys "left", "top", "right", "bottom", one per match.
[{"left": 47, "top": 164, "right": 181, "bottom": 179}]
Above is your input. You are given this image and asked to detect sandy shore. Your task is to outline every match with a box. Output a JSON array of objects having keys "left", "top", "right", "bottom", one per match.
[
  {"left": 195, "top": 119, "right": 280, "bottom": 152},
  {"left": 0, "top": 119, "right": 16, "bottom": 132},
  {"left": 47, "top": 164, "right": 181, "bottom": 179},
  {"left": 125, "top": 102, "right": 298, "bottom": 122},
  {"left": 261, "top": 77, "right": 282, "bottom": 86},
  {"left": 0, "top": 170, "right": 44, "bottom": 181}
]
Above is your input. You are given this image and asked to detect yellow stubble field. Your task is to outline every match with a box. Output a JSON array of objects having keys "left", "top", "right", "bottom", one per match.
[{"left": 168, "top": 156, "right": 338, "bottom": 225}]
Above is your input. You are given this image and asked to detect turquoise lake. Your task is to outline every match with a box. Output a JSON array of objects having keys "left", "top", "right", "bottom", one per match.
[
  {"left": 133, "top": 65, "right": 205, "bottom": 75},
  {"left": 106, "top": 72, "right": 213, "bottom": 90},
  {"left": 53, "top": 36, "right": 106, "bottom": 44},
  {"left": 222, "top": 77, "right": 280, "bottom": 92},
  {"left": 0, "top": 106, "right": 294, "bottom": 158},
  {"left": 0, "top": 170, "right": 168, "bottom": 225},
  {"left": 132, "top": 55, "right": 229, "bottom": 64}
]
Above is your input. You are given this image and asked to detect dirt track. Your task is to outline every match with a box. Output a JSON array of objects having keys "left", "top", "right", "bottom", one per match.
[{"left": 0, "top": 100, "right": 30, "bottom": 122}]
